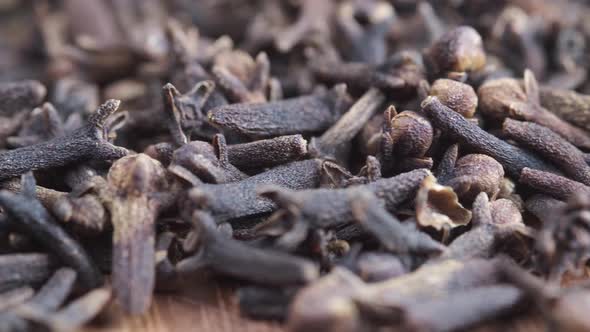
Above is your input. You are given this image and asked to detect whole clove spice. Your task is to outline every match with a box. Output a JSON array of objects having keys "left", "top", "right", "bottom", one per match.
[
  {"left": 208, "top": 85, "right": 351, "bottom": 138},
  {"left": 421, "top": 96, "right": 555, "bottom": 178},
  {"left": 479, "top": 71, "right": 590, "bottom": 149},
  {"left": 0, "top": 173, "right": 102, "bottom": 289},
  {"left": 226, "top": 134, "right": 308, "bottom": 171},
  {"left": 189, "top": 159, "right": 323, "bottom": 222},
  {"left": 503, "top": 119, "right": 590, "bottom": 185},
  {"left": 519, "top": 168, "right": 590, "bottom": 200},
  {"left": 309, "top": 87, "right": 385, "bottom": 160},
  {"left": 105, "top": 154, "right": 169, "bottom": 314},
  {"left": 177, "top": 211, "right": 318, "bottom": 285},
  {"left": 2, "top": 3, "right": 590, "bottom": 331},
  {"left": 0, "top": 99, "right": 128, "bottom": 181}
]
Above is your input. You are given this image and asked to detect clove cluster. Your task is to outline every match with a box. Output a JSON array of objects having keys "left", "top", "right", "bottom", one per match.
[{"left": 3, "top": 1, "right": 590, "bottom": 332}]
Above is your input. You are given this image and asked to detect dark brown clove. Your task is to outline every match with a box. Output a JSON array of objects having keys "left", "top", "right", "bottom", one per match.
[
  {"left": 105, "top": 154, "right": 169, "bottom": 314},
  {"left": 503, "top": 119, "right": 590, "bottom": 185},
  {"left": 226, "top": 134, "right": 308, "bottom": 171},
  {"left": 421, "top": 96, "right": 555, "bottom": 178},
  {"left": 288, "top": 258, "right": 504, "bottom": 332},
  {"left": 383, "top": 108, "right": 433, "bottom": 160},
  {"left": 535, "top": 189, "right": 590, "bottom": 280},
  {"left": 6, "top": 103, "right": 64, "bottom": 148},
  {"left": 312, "top": 51, "right": 426, "bottom": 97},
  {"left": 0, "top": 173, "right": 101, "bottom": 289},
  {"left": 443, "top": 154, "right": 505, "bottom": 204},
  {"left": 208, "top": 85, "right": 351, "bottom": 138},
  {"left": 177, "top": 211, "right": 318, "bottom": 285},
  {"left": 0, "top": 99, "right": 128, "bottom": 181},
  {"left": 32, "top": 287, "right": 112, "bottom": 331},
  {"left": 0, "top": 287, "right": 34, "bottom": 312},
  {"left": 355, "top": 252, "right": 407, "bottom": 283},
  {"left": 169, "top": 136, "right": 247, "bottom": 184},
  {"left": 336, "top": 0, "right": 395, "bottom": 65},
  {"left": 0, "top": 178, "right": 66, "bottom": 209},
  {"left": 429, "top": 79, "right": 478, "bottom": 118},
  {"left": 212, "top": 51, "right": 271, "bottom": 103},
  {"left": 189, "top": 159, "right": 323, "bottom": 222},
  {"left": 162, "top": 81, "right": 215, "bottom": 145},
  {"left": 259, "top": 168, "right": 430, "bottom": 230},
  {"left": 519, "top": 168, "right": 590, "bottom": 200},
  {"left": 394, "top": 285, "right": 523, "bottom": 332},
  {"left": 423, "top": 26, "right": 486, "bottom": 79},
  {"left": 351, "top": 190, "right": 444, "bottom": 255},
  {"left": 525, "top": 195, "right": 566, "bottom": 225},
  {"left": 440, "top": 192, "right": 528, "bottom": 260},
  {"left": 479, "top": 71, "right": 590, "bottom": 149}
]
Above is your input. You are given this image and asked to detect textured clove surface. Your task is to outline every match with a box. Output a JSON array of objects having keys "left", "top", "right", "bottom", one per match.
[{"left": 2, "top": 1, "right": 590, "bottom": 331}]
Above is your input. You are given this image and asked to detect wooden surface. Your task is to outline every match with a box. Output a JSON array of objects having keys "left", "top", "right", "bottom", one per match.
[
  {"left": 82, "top": 269, "right": 590, "bottom": 332},
  {"left": 83, "top": 276, "right": 282, "bottom": 332}
]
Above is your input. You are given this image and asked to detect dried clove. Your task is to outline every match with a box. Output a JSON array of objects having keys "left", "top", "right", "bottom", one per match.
[
  {"left": 351, "top": 190, "right": 444, "bottom": 255},
  {"left": 519, "top": 168, "right": 590, "bottom": 200},
  {"left": 162, "top": 81, "right": 215, "bottom": 145},
  {"left": 105, "top": 154, "right": 169, "bottom": 314},
  {"left": 189, "top": 159, "right": 323, "bottom": 222},
  {"left": 479, "top": 71, "right": 590, "bottom": 149},
  {"left": 503, "top": 119, "right": 590, "bottom": 185},
  {"left": 288, "top": 258, "right": 504, "bottom": 331},
  {"left": 423, "top": 26, "right": 486, "bottom": 79},
  {"left": 259, "top": 168, "right": 430, "bottom": 230},
  {"left": 443, "top": 154, "right": 505, "bottom": 204},
  {"left": 429, "top": 78, "right": 478, "bottom": 118},
  {"left": 177, "top": 211, "right": 318, "bottom": 285},
  {"left": 226, "top": 134, "right": 308, "bottom": 171},
  {"left": 355, "top": 252, "right": 407, "bottom": 282},
  {"left": 0, "top": 173, "right": 101, "bottom": 289},
  {"left": 440, "top": 192, "right": 528, "bottom": 260},
  {"left": 0, "top": 99, "right": 128, "bottom": 181},
  {"left": 421, "top": 96, "right": 555, "bottom": 178},
  {"left": 169, "top": 135, "right": 247, "bottom": 184},
  {"left": 208, "top": 85, "right": 351, "bottom": 138}
]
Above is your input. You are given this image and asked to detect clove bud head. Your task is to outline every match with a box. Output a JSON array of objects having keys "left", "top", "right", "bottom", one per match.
[
  {"left": 424, "top": 26, "right": 486, "bottom": 78},
  {"left": 429, "top": 78, "right": 478, "bottom": 118}
]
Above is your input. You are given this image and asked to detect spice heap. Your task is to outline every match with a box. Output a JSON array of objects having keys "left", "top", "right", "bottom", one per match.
[{"left": 2, "top": 1, "right": 590, "bottom": 331}]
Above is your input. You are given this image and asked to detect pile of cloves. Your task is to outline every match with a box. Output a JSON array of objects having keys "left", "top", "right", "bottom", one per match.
[{"left": 3, "top": 1, "right": 590, "bottom": 331}]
